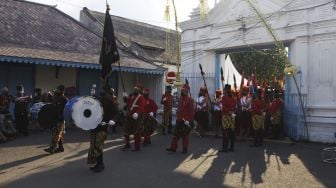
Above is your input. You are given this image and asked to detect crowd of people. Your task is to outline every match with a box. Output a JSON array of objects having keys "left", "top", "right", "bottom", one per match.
[
  {"left": 0, "top": 84, "right": 69, "bottom": 142},
  {"left": 0, "top": 81, "right": 284, "bottom": 173},
  {"left": 190, "top": 83, "right": 284, "bottom": 152}
]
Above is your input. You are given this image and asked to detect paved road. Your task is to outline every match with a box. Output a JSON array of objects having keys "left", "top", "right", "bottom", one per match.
[{"left": 0, "top": 128, "right": 335, "bottom": 188}]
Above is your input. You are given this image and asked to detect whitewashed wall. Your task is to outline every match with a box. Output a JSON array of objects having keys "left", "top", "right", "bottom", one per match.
[
  {"left": 117, "top": 72, "right": 163, "bottom": 108},
  {"left": 35, "top": 65, "right": 76, "bottom": 93},
  {"left": 180, "top": 0, "right": 336, "bottom": 143}
]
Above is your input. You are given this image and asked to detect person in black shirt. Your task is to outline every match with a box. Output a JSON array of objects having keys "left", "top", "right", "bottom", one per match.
[
  {"left": 13, "top": 84, "right": 31, "bottom": 136},
  {"left": 87, "top": 85, "right": 118, "bottom": 172},
  {"left": 44, "top": 85, "right": 68, "bottom": 154},
  {"left": 32, "top": 88, "right": 42, "bottom": 104}
]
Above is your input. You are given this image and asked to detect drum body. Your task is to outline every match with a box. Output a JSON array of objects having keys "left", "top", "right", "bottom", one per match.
[
  {"left": 63, "top": 96, "right": 81, "bottom": 123},
  {"left": 30, "top": 102, "right": 57, "bottom": 128},
  {"left": 30, "top": 102, "right": 47, "bottom": 122},
  {"left": 64, "top": 96, "right": 103, "bottom": 130}
]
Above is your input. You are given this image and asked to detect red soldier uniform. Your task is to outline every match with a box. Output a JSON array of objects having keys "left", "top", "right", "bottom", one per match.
[
  {"left": 123, "top": 84, "right": 146, "bottom": 151},
  {"left": 142, "top": 88, "right": 158, "bottom": 145},
  {"left": 161, "top": 86, "right": 173, "bottom": 134},
  {"left": 220, "top": 85, "right": 237, "bottom": 152},
  {"left": 251, "top": 89, "right": 266, "bottom": 147},
  {"left": 167, "top": 84, "right": 194, "bottom": 154},
  {"left": 269, "top": 93, "right": 284, "bottom": 139}
]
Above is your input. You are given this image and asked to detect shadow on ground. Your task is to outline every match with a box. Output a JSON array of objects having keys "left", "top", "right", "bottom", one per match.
[{"left": 1, "top": 130, "right": 336, "bottom": 188}]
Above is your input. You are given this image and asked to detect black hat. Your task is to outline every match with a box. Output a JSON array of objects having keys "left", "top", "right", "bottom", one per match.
[
  {"left": 224, "top": 84, "right": 231, "bottom": 91},
  {"left": 166, "top": 86, "right": 172, "bottom": 92},
  {"left": 16, "top": 84, "right": 24, "bottom": 91},
  {"left": 57, "top": 85, "right": 65, "bottom": 92}
]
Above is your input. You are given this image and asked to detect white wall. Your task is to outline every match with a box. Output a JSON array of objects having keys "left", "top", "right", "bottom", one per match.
[
  {"left": 117, "top": 72, "right": 163, "bottom": 108},
  {"left": 35, "top": 65, "right": 76, "bottom": 93},
  {"left": 180, "top": 0, "right": 336, "bottom": 143}
]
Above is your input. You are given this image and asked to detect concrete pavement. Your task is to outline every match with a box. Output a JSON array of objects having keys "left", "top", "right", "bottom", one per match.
[{"left": 0, "top": 128, "right": 335, "bottom": 188}]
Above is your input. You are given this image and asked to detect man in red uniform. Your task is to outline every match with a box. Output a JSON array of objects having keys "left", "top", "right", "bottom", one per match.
[
  {"left": 251, "top": 88, "right": 266, "bottom": 147},
  {"left": 142, "top": 88, "right": 158, "bottom": 146},
  {"left": 269, "top": 91, "right": 284, "bottom": 139},
  {"left": 161, "top": 86, "right": 173, "bottom": 134},
  {"left": 195, "top": 86, "right": 209, "bottom": 137},
  {"left": 122, "top": 83, "right": 145, "bottom": 151},
  {"left": 166, "top": 84, "right": 194, "bottom": 154},
  {"left": 220, "top": 84, "right": 237, "bottom": 152}
]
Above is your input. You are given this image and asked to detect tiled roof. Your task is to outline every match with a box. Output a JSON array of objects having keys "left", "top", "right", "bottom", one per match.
[
  {"left": 0, "top": 0, "right": 164, "bottom": 74},
  {"left": 80, "top": 7, "right": 178, "bottom": 65}
]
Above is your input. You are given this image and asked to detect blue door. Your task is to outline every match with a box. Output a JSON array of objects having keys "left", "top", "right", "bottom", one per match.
[
  {"left": 7, "top": 64, "right": 34, "bottom": 96},
  {"left": 0, "top": 63, "right": 8, "bottom": 88},
  {"left": 0, "top": 63, "right": 34, "bottom": 116}
]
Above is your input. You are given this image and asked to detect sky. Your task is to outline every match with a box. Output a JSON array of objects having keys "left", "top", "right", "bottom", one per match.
[{"left": 28, "top": 0, "right": 216, "bottom": 29}]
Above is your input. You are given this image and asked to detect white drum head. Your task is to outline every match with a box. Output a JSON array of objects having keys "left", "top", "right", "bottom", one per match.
[{"left": 72, "top": 96, "right": 103, "bottom": 130}]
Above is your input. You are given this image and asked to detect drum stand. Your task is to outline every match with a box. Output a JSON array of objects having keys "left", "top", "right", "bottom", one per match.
[
  {"left": 322, "top": 147, "right": 336, "bottom": 164},
  {"left": 322, "top": 134, "right": 336, "bottom": 164}
]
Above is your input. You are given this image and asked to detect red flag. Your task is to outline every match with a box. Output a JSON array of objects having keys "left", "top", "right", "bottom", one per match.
[
  {"left": 239, "top": 70, "right": 245, "bottom": 97},
  {"left": 262, "top": 79, "right": 267, "bottom": 97},
  {"left": 247, "top": 75, "right": 251, "bottom": 86},
  {"left": 253, "top": 67, "right": 258, "bottom": 87},
  {"left": 273, "top": 76, "right": 278, "bottom": 89},
  {"left": 262, "top": 79, "right": 267, "bottom": 89}
]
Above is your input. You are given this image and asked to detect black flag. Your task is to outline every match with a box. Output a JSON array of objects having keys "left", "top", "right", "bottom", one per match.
[{"left": 99, "top": 6, "right": 120, "bottom": 81}]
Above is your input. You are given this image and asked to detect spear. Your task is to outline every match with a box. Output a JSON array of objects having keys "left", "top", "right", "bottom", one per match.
[
  {"left": 220, "top": 67, "right": 225, "bottom": 92},
  {"left": 233, "top": 74, "right": 237, "bottom": 92},
  {"left": 185, "top": 78, "right": 191, "bottom": 97},
  {"left": 199, "top": 64, "right": 213, "bottom": 110}
]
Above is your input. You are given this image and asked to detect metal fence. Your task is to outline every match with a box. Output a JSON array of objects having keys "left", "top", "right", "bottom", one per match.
[
  {"left": 180, "top": 72, "right": 216, "bottom": 100},
  {"left": 283, "top": 75, "right": 308, "bottom": 141}
]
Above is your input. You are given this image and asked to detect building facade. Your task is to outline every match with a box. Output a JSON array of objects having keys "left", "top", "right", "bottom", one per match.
[{"left": 180, "top": 0, "right": 336, "bottom": 143}]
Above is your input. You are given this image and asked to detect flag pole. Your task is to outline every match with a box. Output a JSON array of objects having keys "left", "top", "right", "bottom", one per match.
[{"left": 105, "top": 2, "right": 126, "bottom": 93}]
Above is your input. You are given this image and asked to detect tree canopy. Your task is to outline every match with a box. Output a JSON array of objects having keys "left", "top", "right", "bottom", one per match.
[{"left": 230, "top": 48, "right": 286, "bottom": 86}]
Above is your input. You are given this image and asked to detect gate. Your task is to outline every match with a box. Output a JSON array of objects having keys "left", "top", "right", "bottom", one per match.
[{"left": 283, "top": 74, "right": 308, "bottom": 141}]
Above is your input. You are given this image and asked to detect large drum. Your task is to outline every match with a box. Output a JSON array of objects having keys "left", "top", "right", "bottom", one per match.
[
  {"left": 30, "top": 102, "right": 58, "bottom": 128},
  {"left": 64, "top": 96, "right": 103, "bottom": 130},
  {"left": 30, "top": 102, "right": 46, "bottom": 122}
]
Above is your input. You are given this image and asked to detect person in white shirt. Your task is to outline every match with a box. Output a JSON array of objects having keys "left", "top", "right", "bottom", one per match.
[{"left": 211, "top": 90, "right": 222, "bottom": 137}]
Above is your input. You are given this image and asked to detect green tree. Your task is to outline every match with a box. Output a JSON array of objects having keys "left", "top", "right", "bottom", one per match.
[{"left": 230, "top": 49, "right": 286, "bottom": 86}]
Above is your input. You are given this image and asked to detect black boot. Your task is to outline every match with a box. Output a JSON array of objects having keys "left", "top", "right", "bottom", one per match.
[
  {"left": 166, "top": 148, "right": 176, "bottom": 153},
  {"left": 219, "top": 148, "right": 228, "bottom": 152},
  {"left": 44, "top": 147, "right": 55, "bottom": 154},
  {"left": 229, "top": 140, "right": 234, "bottom": 152},
  {"left": 121, "top": 144, "right": 131, "bottom": 150},
  {"left": 55, "top": 141, "right": 64, "bottom": 152},
  {"left": 181, "top": 148, "right": 188, "bottom": 154},
  {"left": 92, "top": 155, "right": 104, "bottom": 172}
]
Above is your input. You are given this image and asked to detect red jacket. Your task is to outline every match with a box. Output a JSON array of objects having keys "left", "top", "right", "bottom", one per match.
[
  {"left": 176, "top": 96, "right": 194, "bottom": 122},
  {"left": 144, "top": 97, "right": 158, "bottom": 116},
  {"left": 161, "top": 93, "right": 173, "bottom": 111},
  {"left": 252, "top": 99, "right": 265, "bottom": 115},
  {"left": 126, "top": 94, "right": 145, "bottom": 116},
  {"left": 269, "top": 98, "right": 283, "bottom": 114},
  {"left": 221, "top": 95, "right": 236, "bottom": 115}
]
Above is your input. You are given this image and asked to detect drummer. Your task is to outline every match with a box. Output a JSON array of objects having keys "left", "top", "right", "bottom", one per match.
[
  {"left": 32, "top": 88, "right": 42, "bottom": 104},
  {"left": 44, "top": 85, "right": 68, "bottom": 154},
  {"left": 87, "top": 85, "right": 118, "bottom": 172}
]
